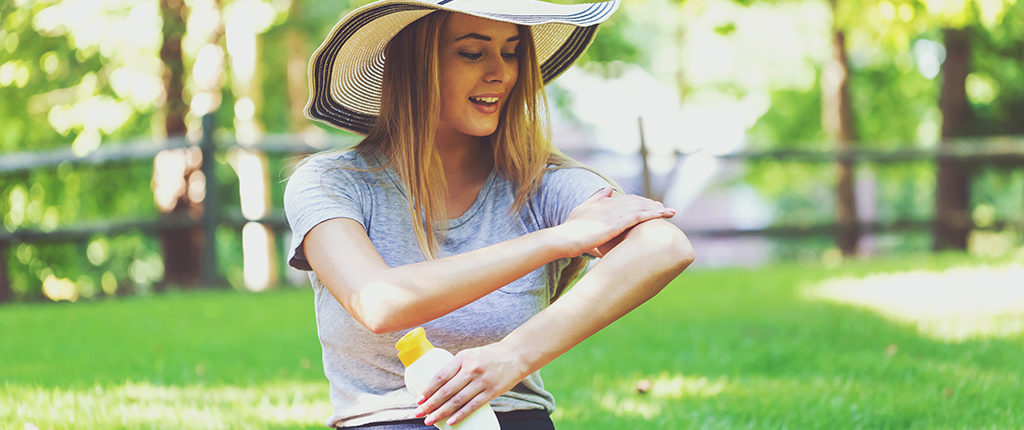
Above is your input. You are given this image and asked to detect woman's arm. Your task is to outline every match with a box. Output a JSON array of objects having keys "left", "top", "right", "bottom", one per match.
[
  {"left": 413, "top": 218, "right": 694, "bottom": 427},
  {"left": 303, "top": 188, "right": 673, "bottom": 334}
]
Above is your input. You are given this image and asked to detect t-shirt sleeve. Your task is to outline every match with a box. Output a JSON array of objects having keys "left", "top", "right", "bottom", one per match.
[
  {"left": 538, "top": 166, "right": 613, "bottom": 229},
  {"left": 283, "top": 155, "right": 366, "bottom": 271}
]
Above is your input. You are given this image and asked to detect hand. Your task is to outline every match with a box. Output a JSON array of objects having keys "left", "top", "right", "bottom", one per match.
[
  {"left": 414, "top": 342, "right": 526, "bottom": 427},
  {"left": 555, "top": 187, "right": 675, "bottom": 258}
]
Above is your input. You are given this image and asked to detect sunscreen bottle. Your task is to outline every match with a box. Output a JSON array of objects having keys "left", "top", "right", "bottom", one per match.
[{"left": 396, "top": 327, "right": 500, "bottom": 430}]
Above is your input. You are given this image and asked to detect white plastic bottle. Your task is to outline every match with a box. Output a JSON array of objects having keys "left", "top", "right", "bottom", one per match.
[{"left": 396, "top": 327, "right": 500, "bottom": 430}]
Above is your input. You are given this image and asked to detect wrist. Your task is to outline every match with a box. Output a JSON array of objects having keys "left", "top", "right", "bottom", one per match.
[
  {"left": 542, "top": 224, "right": 579, "bottom": 260},
  {"left": 494, "top": 337, "right": 536, "bottom": 380}
]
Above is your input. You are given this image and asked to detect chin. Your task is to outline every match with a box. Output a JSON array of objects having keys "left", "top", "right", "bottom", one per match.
[{"left": 464, "top": 124, "right": 500, "bottom": 137}]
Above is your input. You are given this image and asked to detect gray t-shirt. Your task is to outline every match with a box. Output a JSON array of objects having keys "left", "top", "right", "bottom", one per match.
[{"left": 284, "top": 149, "right": 609, "bottom": 428}]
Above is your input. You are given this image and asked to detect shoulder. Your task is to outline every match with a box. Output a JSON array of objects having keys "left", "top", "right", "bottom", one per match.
[
  {"left": 530, "top": 163, "right": 611, "bottom": 227},
  {"left": 285, "top": 149, "right": 383, "bottom": 210},
  {"left": 291, "top": 149, "right": 371, "bottom": 177},
  {"left": 540, "top": 164, "right": 609, "bottom": 191},
  {"left": 288, "top": 149, "right": 384, "bottom": 187}
]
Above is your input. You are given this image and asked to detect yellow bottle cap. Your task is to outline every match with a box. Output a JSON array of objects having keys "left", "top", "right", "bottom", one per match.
[{"left": 396, "top": 327, "right": 434, "bottom": 367}]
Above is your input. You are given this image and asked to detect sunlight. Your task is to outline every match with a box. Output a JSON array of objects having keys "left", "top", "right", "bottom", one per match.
[
  {"left": 30, "top": 0, "right": 162, "bottom": 146},
  {"left": 593, "top": 373, "right": 726, "bottom": 419},
  {"left": 922, "top": 0, "right": 1011, "bottom": 27},
  {"left": 152, "top": 149, "right": 188, "bottom": 212},
  {"left": 913, "top": 39, "right": 945, "bottom": 80},
  {"left": 232, "top": 149, "right": 269, "bottom": 220},
  {"left": 42, "top": 274, "right": 78, "bottom": 302},
  {"left": 645, "top": 373, "right": 726, "bottom": 399},
  {"left": 4, "top": 381, "right": 331, "bottom": 428},
  {"left": 242, "top": 222, "right": 275, "bottom": 292},
  {"left": 803, "top": 263, "right": 1024, "bottom": 341},
  {"left": 597, "top": 392, "right": 661, "bottom": 419}
]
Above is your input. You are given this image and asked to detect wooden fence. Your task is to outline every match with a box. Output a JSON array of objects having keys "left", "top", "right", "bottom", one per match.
[{"left": 1, "top": 115, "right": 1022, "bottom": 301}]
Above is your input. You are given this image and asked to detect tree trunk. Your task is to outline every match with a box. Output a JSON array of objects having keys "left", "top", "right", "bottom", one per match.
[
  {"left": 158, "top": 0, "right": 204, "bottom": 287},
  {"left": 934, "top": 28, "right": 974, "bottom": 251},
  {"left": 822, "top": 9, "right": 859, "bottom": 256}
]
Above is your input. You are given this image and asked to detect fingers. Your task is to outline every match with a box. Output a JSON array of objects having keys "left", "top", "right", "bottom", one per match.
[
  {"left": 422, "top": 381, "right": 485, "bottom": 426},
  {"left": 417, "top": 363, "right": 490, "bottom": 427},
  {"left": 443, "top": 390, "right": 492, "bottom": 427},
  {"left": 415, "top": 356, "right": 476, "bottom": 423},
  {"left": 611, "top": 196, "right": 674, "bottom": 222},
  {"left": 415, "top": 349, "right": 509, "bottom": 427},
  {"left": 561, "top": 191, "right": 676, "bottom": 257},
  {"left": 416, "top": 359, "right": 461, "bottom": 407},
  {"left": 584, "top": 186, "right": 614, "bottom": 202}
]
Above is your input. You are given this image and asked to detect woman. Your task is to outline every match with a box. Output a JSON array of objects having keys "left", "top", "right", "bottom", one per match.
[{"left": 284, "top": 0, "right": 695, "bottom": 428}]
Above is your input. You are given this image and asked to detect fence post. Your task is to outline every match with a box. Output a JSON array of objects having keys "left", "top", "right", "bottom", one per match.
[
  {"left": 638, "top": 117, "right": 652, "bottom": 199},
  {"left": 0, "top": 240, "right": 10, "bottom": 302},
  {"left": 200, "top": 113, "right": 220, "bottom": 286}
]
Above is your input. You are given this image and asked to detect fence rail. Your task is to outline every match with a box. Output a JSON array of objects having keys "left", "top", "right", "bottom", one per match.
[
  {"left": 713, "top": 140, "right": 1024, "bottom": 163},
  {"left": 4, "top": 135, "right": 1022, "bottom": 175},
  {"left": 1, "top": 121, "right": 1023, "bottom": 302}
]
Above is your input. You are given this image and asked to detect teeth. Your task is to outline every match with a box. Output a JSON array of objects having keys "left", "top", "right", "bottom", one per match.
[{"left": 470, "top": 96, "right": 499, "bottom": 104}]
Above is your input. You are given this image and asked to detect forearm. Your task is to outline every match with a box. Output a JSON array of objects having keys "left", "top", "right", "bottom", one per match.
[
  {"left": 500, "top": 219, "right": 694, "bottom": 373},
  {"left": 349, "top": 227, "right": 571, "bottom": 333}
]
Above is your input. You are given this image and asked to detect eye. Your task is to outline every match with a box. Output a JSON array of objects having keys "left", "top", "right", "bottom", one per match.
[
  {"left": 458, "top": 52, "right": 482, "bottom": 60},
  {"left": 501, "top": 52, "right": 517, "bottom": 60}
]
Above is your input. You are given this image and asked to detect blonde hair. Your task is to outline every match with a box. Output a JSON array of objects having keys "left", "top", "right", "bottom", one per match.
[{"left": 357, "top": 12, "right": 593, "bottom": 301}]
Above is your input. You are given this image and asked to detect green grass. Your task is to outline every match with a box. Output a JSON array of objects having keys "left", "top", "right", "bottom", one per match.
[{"left": 2, "top": 252, "right": 1023, "bottom": 429}]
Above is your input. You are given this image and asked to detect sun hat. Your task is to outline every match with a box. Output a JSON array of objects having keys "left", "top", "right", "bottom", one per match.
[{"left": 305, "top": 0, "right": 621, "bottom": 135}]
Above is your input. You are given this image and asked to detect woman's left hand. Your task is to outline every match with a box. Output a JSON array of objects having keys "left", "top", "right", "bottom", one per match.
[{"left": 414, "top": 342, "right": 527, "bottom": 427}]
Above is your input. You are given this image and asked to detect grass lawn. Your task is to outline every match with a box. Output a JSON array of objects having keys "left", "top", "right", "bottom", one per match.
[{"left": 2, "top": 252, "right": 1022, "bottom": 429}]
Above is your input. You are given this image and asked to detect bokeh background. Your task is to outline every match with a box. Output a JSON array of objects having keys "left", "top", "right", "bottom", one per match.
[{"left": 1, "top": 0, "right": 1022, "bottom": 428}]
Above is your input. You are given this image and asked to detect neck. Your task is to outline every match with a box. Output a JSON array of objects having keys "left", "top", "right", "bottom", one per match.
[{"left": 434, "top": 130, "right": 493, "bottom": 187}]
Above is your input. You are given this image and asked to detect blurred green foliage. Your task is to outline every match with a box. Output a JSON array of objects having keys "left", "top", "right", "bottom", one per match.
[
  {"left": 1, "top": 0, "right": 1022, "bottom": 302},
  {"left": 741, "top": 0, "right": 1024, "bottom": 258}
]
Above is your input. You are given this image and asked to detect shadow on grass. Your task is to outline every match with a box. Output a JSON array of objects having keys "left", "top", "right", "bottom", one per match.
[{"left": 546, "top": 259, "right": 1024, "bottom": 429}]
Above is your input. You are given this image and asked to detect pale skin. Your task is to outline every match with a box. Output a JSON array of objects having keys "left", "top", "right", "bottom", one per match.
[{"left": 303, "top": 13, "right": 695, "bottom": 428}]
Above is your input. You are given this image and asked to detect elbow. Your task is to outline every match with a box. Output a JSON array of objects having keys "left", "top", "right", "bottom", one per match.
[
  {"left": 363, "top": 319, "right": 396, "bottom": 335},
  {"left": 673, "top": 229, "right": 696, "bottom": 269},
  {"left": 354, "top": 305, "right": 403, "bottom": 335},
  {"left": 344, "top": 283, "right": 406, "bottom": 335},
  {"left": 677, "top": 240, "right": 696, "bottom": 272},
  {"left": 633, "top": 219, "right": 695, "bottom": 273},
  {"left": 665, "top": 228, "right": 695, "bottom": 274}
]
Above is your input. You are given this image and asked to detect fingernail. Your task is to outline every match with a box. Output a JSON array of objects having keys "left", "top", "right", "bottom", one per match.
[
  {"left": 447, "top": 418, "right": 457, "bottom": 426},
  {"left": 414, "top": 408, "right": 425, "bottom": 418},
  {"left": 416, "top": 396, "right": 425, "bottom": 405},
  {"left": 424, "top": 416, "right": 435, "bottom": 426}
]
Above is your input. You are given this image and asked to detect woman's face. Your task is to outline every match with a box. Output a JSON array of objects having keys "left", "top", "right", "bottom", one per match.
[{"left": 436, "top": 13, "right": 520, "bottom": 140}]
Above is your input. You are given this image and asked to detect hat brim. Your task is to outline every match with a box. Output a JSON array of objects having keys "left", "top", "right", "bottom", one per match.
[{"left": 305, "top": 0, "right": 620, "bottom": 135}]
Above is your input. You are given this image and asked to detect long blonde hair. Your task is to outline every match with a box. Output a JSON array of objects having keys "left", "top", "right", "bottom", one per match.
[{"left": 358, "top": 12, "right": 591, "bottom": 301}]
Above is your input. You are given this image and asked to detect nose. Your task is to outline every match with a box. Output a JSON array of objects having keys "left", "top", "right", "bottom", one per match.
[{"left": 483, "top": 53, "right": 514, "bottom": 84}]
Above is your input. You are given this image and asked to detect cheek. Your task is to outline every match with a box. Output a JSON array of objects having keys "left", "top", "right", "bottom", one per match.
[
  {"left": 439, "top": 67, "right": 469, "bottom": 110},
  {"left": 438, "top": 80, "right": 461, "bottom": 114},
  {"left": 507, "top": 63, "right": 519, "bottom": 91}
]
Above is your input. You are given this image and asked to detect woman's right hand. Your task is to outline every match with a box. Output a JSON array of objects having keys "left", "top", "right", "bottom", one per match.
[{"left": 554, "top": 187, "right": 676, "bottom": 258}]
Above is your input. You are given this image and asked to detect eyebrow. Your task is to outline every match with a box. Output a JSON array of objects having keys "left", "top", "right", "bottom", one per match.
[{"left": 454, "top": 33, "right": 520, "bottom": 42}]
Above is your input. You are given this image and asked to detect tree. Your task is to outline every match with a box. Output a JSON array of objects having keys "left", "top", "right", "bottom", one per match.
[
  {"left": 156, "top": 0, "right": 206, "bottom": 286},
  {"left": 823, "top": 0, "right": 860, "bottom": 256},
  {"left": 833, "top": 0, "right": 1016, "bottom": 251},
  {"left": 933, "top": 27, "right": 974, "bottom": 250}
]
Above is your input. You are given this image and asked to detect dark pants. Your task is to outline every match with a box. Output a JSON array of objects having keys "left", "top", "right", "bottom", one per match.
[{"left": 341, "top": 409, "right": 555, "bottom": 429}]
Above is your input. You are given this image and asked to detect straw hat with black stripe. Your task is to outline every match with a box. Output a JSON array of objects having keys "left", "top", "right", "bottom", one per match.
[{"left": 305, "top": 0, "right": 621, "bottom": 135}]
